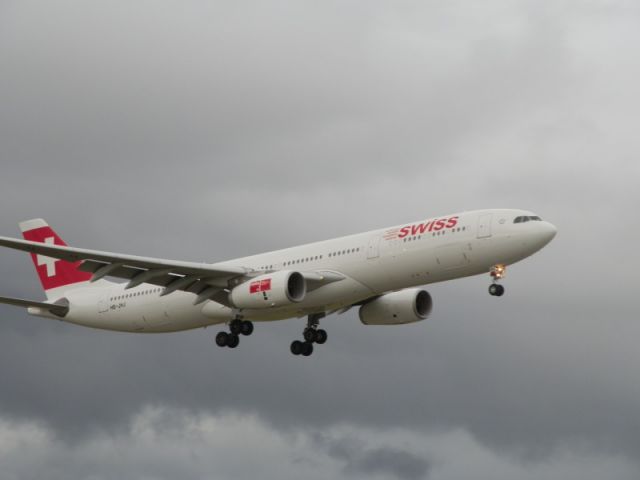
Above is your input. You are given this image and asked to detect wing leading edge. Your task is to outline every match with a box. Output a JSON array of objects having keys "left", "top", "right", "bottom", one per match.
[{"left": 0, "top": 235, "right": 249, "bottom": 302}]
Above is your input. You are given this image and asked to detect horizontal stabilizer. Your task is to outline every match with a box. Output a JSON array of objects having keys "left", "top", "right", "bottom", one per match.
[{"left": 0, "top": 295, "right": 69, "bottom": 317}]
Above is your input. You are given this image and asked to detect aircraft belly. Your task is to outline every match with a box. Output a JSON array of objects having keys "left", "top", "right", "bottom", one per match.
[
  {"left": 371, "top": 248, "right": 438, "bottom": 292},
  {"left": 64, "top": 290, "right": 224, "bottom": 333}
]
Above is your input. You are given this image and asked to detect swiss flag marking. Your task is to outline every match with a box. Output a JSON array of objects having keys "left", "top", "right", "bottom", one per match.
[
  {"left": 22, "top": 226, "right": 91, "bottom": 291},
  {"left": 36, "top": 237, "right": 60, "bottom": 277},
  {"left": 250, "top": 278, "right": 272, "bottom": 294}
]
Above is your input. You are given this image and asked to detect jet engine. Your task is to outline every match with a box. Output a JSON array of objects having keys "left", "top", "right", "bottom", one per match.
[
  {"left": 359, "top": 288, "right": 433, "bottom": 325},
  {"left": 229, "top": 270, "right": 306, "bottom": 309}
]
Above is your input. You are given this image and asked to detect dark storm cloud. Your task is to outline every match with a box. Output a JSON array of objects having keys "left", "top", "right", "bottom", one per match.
[
  {"left": 1, "top": 0, "right": 640, "bottom": 479},
  {"left": 313, "top": 433, "right": 432, "bottom": 480}
]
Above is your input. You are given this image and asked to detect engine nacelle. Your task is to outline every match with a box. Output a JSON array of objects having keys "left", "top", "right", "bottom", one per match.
[
  {"left": 229, "top": 270, "right": 306, "bottom": 309},
  {"left": 359, "top": 289, "right": 433, "bottom": 325}
]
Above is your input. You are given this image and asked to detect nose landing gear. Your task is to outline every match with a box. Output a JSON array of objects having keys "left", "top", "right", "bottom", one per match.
[
  {"left": 291, "top": 313, "right": 327, "bottom": 357},
  {"left": 215, "top": 318, "right": 254, "bottom": 349},
  {"left": 489, "top": 264, "right": 506, "bottom": 297},
  {"left": 488, "top": 283, "right": 505, "bottom": 296}
]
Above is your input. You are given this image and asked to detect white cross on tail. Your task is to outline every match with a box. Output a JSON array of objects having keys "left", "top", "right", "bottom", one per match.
[{"left": 36, "top": 237, "right": 60, "bottom": 277}]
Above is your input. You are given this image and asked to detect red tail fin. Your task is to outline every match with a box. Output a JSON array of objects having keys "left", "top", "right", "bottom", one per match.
[{"left": 19, "top": 219, "right": 92, "bottom": 295}]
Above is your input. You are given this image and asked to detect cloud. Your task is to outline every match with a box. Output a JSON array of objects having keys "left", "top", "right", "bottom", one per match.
[
  {"left": 313, "top": 432, "right": 431, "bottom": 480},
  {"left": 1, "top": 410, "right": 636, "bottom": 480}
]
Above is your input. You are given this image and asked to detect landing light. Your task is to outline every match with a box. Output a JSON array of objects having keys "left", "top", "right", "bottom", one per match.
[{"left": 490, "top": 264, "right": 506, "bottom": 280}]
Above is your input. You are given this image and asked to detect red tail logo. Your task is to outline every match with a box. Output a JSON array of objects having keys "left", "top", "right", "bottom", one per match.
[{"left": 20, "top": 219, "right": 92, "bottom": 291}]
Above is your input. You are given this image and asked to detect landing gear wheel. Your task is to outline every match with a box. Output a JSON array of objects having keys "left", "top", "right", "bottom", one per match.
[
  {"left": 301, "top": 342, "right": 314, "bottom": 356},
  {"left": 489, "top": 284, "right": 505, "bottom": 296},
  {"left": 303, "top": 328, "right": 318, "bottom": 343},
  {"left": 291, "top": 313, "right": 326, "bottom": 356},
  {"left": 315, "top": 329, "right": 327, "bottom": 345},
  {"left": 290, "top": 340, "right": 304, "bottom": 356},
  {"left": 215, "top": 331, "right": 229, "bottom": 347},
  {"left": 229, "top": 320, "right": 242, "bottom": 335},
  {"left": 240, "top": 321, "right": 254, "bottom": 336},
  {"left": 226, "top": 333, "right": 240, "bottom": 348}
]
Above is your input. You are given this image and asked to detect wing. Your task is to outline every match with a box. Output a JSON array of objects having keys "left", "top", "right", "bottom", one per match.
[
  {"left": 0, "top": 235, "right": 249, "bottom": 302},
  {"left": 0, "top": 295, "right": 69, "bottom": 317}
]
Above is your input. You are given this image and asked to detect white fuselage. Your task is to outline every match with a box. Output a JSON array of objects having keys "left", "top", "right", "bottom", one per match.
[{"left": 37, "top": 209, "right": 556, "bottom": 332}]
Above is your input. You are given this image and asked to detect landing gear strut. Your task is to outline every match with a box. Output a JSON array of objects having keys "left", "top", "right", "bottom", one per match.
[
  {"left": 216, "top": 318, "right": 254, "bottom": 349},
  {"left": 489, "top": 264, "right": 506, "bottom": 297},
  {"left": 290, "top": 313, "right": 327, "bottom": 357}
]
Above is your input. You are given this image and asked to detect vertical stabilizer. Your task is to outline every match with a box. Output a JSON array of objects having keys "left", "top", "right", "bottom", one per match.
[{"left": 19, "top": 219, "right": 92, "bottom": 300}]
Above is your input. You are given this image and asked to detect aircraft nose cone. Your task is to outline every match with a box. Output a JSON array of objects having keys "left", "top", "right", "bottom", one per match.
[{"left": 539, "top": 221, "right": 558, "bottom": 244}]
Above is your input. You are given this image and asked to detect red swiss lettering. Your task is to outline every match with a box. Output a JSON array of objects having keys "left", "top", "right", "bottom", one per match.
[
  {"left": 411, "top": 223, "right": 429, "bottom": 235},
  {"left": 446, "top": 216, "right": 459, "bottom": 228},
  {"left": 433, "top": 219, "right": 446, "bottom": 231},
  {"left": 398, "top": 227, "right": 411, "bottom": 239}
]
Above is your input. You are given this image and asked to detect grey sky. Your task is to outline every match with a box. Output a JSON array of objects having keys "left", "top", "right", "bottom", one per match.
[{"left": 1, "top": 1, "right": 640, "bottom": 479}]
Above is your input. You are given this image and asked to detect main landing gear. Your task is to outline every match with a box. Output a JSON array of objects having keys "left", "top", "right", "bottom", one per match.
[
  {"left": 290, "top": 313, "right": 327, "bottom": 357},
  {"left": 488, "top": 264, "right": 506, "bottom": 297},
  {"left": 215, "top": 319, "right": 254, "bottom": 349}
]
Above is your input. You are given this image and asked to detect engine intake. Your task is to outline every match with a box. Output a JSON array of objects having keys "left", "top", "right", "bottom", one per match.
[
  {"left": 229, "top": 270, "right": 306, "bottom": 309},
  {"left": 359, "top": 289, "right": 433, "bottom": 325}
]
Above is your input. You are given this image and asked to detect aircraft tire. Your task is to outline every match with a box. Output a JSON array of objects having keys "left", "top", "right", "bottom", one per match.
[
  {"left": 230, "top": 320, "right": 242, "bottom": 335},
  {"left": 315, "top": 329, "right": 327, "bottom": 345},
  {"left": 240, "top": 321, "right": 254, "bottom": 336},
  {"left": 290, "top": 340, "right": 303, "bottom": 355},
  {"left": 227, "top": 334, "right": 240, "bottom": 348},
  {"left": 215, "top": 331, "right": 229, "bottom": 347},
  {"left": 301, "top": 342, "right": 314, "bottom": 357},
  {"left": 303, "top": 328, "right": 317, "bottom": 343},
  {"left": 489, "top": 284, "right": 505, "bottom": 296}
]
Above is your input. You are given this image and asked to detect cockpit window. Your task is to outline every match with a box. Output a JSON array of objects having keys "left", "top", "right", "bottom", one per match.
[{"left": 514, "top": 215, "right": 543, "bottom": 223}]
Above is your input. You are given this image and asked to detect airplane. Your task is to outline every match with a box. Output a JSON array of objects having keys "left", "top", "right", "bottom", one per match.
[{"left": 0, "top": 209, "right": 556, "bottom": 356}]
